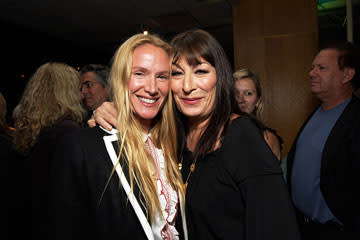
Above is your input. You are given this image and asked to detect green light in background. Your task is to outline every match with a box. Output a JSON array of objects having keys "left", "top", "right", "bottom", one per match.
[{"left": 318, "top": 0, "right": 346, "bottom": 11}]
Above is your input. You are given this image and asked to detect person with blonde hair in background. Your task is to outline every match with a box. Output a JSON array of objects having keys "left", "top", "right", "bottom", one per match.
[
  {"left": 13, "top": 62, "right": 86, "bottom": 240},
  {"left": 49, "top": 33, "right": 187, "bottom": 240},
  {"left": 233, "top": 68, "right": 283, "bottom": 161}
]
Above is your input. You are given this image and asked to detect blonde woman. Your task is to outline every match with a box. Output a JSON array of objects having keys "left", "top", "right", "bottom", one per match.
[
  {"left": 12, "top": 62, "right": 86, "bottom": 240},
  {"left": 49, "top": 33, "right": 187, "bottom": 240},
  {"left": 233, "top": 68, "right": 283, "bottom": 161}
]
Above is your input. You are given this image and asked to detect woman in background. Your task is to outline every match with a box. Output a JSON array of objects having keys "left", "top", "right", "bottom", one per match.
[
  {"left": 233, "top": 68, "right": 283, "bottom": 160},
  {"left": 13, "top": 62, "right": 86, "bottom": 240}
]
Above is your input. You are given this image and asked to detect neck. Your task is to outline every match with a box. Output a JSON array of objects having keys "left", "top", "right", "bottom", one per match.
[
  {"left": 137, "top": 119, "right": 152, "bottom": 134},
  {"left": 320, "top": 90, "right": 353, "bottom": 111},
  {"left": 186, "top": 117, "right": 209, "bottom": 151}
]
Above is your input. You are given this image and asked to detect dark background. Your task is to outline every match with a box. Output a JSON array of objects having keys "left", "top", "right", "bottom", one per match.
[{"left": 1, "top": 1, "right": 359, "bottom": 124}]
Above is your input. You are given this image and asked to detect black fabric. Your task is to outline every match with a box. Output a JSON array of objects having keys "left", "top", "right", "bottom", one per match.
[
  {"left": 182, "top": 117, "right": 300, "bottom": 240},
  {"left": 287, "top": 95, "right": 360, "bottom": 239},
  {"left": 23, "top": 118, "right": 81, "bottom": 240},
  {"left": 295, "top": 208, "right": 349, "bottom": 240},
  {"left": 49, "top": 126, "right": 185, "bottom": 240}
]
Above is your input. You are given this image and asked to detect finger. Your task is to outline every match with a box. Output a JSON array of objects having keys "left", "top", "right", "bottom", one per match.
[
  {"left": 94, "top": 116, "right": 113, "bottom": 131},
  {"left": 87, "top": 118, "right": 96, "bottom": 128}
]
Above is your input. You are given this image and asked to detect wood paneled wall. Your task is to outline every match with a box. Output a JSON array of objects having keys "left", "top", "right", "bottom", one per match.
[{"left": 232, "top": 0, "right": 319, "bottom": 155}]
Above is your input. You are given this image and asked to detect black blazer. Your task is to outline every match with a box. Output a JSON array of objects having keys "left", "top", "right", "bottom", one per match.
[
  {"left": 287, "top": 95, "right": 360, "bottom": 234},
  {"left": 49, "top": 126, "right": 187, "bottom": 240}
]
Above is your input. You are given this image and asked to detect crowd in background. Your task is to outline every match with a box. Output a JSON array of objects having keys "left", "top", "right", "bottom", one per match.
[{"left": 3, "top": 29, "right": 360, "bottom": 240}]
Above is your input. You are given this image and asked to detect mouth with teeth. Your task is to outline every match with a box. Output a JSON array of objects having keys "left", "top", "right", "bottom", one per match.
[{"left": 138, "top": 96, "right": 158, "bottom": 104}]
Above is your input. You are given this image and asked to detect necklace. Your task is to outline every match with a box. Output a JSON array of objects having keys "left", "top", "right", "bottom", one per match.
[{"left": 178, "top": 155, "right": 198, "bottom": 190}]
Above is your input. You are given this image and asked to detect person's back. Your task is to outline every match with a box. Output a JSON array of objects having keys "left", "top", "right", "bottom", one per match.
[
  {"left": 13, "top": 62, "right": 86, "bottom": 240},
  {"left": 27, "top": 118, "right": 81, "bottom": 238}
]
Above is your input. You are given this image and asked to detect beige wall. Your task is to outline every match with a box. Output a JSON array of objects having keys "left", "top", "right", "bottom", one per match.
[{"left": 233, "top": 0, "right": 320, "bottom": 154}]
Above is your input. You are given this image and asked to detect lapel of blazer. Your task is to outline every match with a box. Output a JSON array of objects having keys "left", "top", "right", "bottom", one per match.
[
  {"left": 101, "top": 127, "right": 154, "bottom": 240},
  {"left": 179, "top": 191, "right": 188, "bottom": 240},
  {"left": 321, "top": 97, "right": 357, "bottom": 173}
]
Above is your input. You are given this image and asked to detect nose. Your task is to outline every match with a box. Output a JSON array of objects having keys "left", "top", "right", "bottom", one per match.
[
  {"left": 144, "top": 75, "right": 158, "bottom": 95},
  {"left": 183, "top": 72, "right": 195, "bottom": 93},
  {"left": 309, "top": 66, "right": 317, "bottom": 78},
  {"left": 81, "top": 86, "right": 87, "bottom": 95},
  {"left": 236, "top": 92, "right": 245, "bottom": 102}
]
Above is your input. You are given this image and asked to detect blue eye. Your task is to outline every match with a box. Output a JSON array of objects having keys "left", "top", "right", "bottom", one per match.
[{"left": 158, "top": 74, "right": 169, "bottom": 80}]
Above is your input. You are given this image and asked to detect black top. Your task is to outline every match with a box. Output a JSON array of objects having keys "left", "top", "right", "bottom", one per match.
[
  {"left": 182, "top": 117, "right": 300, "bottom": 240},
  {"left": 27, "top": 118, "right": 81, "bottom": 240}
]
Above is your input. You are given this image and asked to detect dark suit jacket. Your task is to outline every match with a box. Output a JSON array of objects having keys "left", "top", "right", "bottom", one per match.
[
  {"left": 49, "top": 126, "right": 187, "bottom": 240},
  {"left": 22, "top": 118, "right": 81, "bottom": 240},
  {"left": 287, "top": 95, "right": 360, "bottom": 235}
]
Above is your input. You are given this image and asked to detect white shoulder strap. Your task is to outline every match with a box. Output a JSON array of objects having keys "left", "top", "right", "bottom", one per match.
[{"left": 103, "top": 133, "right": 154, "bottom": 240}]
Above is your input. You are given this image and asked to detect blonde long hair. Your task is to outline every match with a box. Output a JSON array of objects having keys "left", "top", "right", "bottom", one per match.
[
  {"left": 110, "top": 33, "right": 184, "bottom": 220},
  {"left": 14, "top": 62, "right": 86, "bottom": 154}
]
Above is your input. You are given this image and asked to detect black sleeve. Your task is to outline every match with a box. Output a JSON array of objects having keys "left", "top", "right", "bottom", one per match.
[
  {"left": 48, "top": 132, "right": 95, "bottom": 240},
  {"left": 222, "top": 117, "right": 300, "bottom": 240}
]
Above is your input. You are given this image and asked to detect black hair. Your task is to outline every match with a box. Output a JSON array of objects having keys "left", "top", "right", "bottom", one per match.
[
  {"left": 171, "top": 29, "right": 238, "bottom": 160},
  {"left": 321, "top": 41, "right": 360, "bottom": 90},
  {"left": 80, "top": 64, "right": 110, "bottom": 87}
]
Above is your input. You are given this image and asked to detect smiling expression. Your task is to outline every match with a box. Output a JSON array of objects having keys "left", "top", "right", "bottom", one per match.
[
  {"left": 171, "top": 56, "right": 217, "bottom": 124},
  {"left": 129, "top": 43, "right": 170, "bottom": 131}
]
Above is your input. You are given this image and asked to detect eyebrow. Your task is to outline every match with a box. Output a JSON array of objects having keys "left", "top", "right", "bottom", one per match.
[
  {"left": 157, "top": 70, "right": 170, "bottom": 75},
  {"left": 172, "top": 63, "right": 182, "bottom": 69},
  {"left": 132, "top": 66, "right": 169, "bottom": 74},
  {"left": 81, "top": 80, "right": 92, "bottom": 85},
  {"left": 172, "top": 61, "right": 206, "bottom": 69}
]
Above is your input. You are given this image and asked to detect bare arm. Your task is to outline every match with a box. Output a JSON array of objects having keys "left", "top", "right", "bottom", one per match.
[
  {"left": 263, "top": 130, "right": 281, "bottom": 161},
  {"left": 87, "top": 102, "right": 118, "bottom": 130}
]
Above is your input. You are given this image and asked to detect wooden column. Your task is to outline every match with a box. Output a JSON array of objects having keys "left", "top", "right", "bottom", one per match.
[{"left": 233, "top": 0, "right": 319, "bottom": 155}]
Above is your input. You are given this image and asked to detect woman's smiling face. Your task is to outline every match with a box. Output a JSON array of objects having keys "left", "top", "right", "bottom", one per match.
[
  {"left": 129, "top": 43, "right": 170, "bottom": 131},
  {"left": 171, "top": 56, "right": 217, "bottom": 123}
]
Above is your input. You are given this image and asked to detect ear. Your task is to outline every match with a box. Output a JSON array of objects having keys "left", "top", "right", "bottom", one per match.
[
  {"left": 104, "top": 84, "right": 110, "bottom": 93},
  {"left": 255, "top": 96, "right": 262, "bottom": 108},
  {"left": 343, "top": 67, "right": 355, "bottom": 84}
]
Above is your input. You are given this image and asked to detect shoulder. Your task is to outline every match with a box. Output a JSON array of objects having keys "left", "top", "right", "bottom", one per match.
[
  {"left": 226, "top": 114, "right": 263, "bottom": 138},
  {"left": 221, "top": 116, "right": 281, "bottom": 182},
  {"left": 53, "top": 126, "right": 114, "bottom": 172},
  {"left": 264, "top": 129, "right": 282, "bottom": 160},
  {"left": 349, "top": 95, "right": 360, "bottom": 113},
  {"left": 59, "top": 126, "right": 111, "bottom": 146},
  {"left": 337, "top": 95, "right": 360, "bottom": 125}
]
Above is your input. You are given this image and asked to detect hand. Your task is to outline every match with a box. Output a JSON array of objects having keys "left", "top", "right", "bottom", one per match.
[{"left": 88, "top": 102, "right": 118, "bottom": 130}]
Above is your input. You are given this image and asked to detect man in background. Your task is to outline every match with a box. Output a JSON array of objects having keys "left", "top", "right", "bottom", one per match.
[
  {"left": 287, "top": 42, "right": 360, "bottom": 240},
  {"left": 80, "top": 64, "right": 111, "bottom": 112}
]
